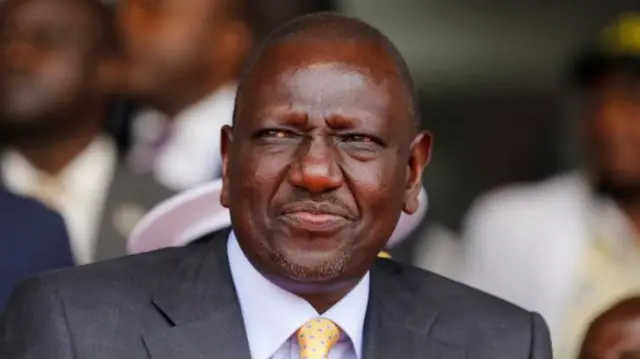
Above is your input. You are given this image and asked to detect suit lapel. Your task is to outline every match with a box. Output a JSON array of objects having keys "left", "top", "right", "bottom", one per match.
[
  {"left": 143, "top": 229, "right": 251, "bottom": 359},
  {"left": 363, "top": 260, "right": 466, "bottom": 359}
]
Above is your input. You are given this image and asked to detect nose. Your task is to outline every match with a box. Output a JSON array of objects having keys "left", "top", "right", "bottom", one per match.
[{"left": 288, "top": 136, "right": 343, "bottom": 193}]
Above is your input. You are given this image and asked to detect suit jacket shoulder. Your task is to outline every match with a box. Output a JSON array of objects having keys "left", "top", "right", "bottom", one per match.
[
  {"left": 367, "top": 259, "right": 552, "bottom": 359},
  {"left": 0, "top": 232, "right": 247, "bottom": 359}
]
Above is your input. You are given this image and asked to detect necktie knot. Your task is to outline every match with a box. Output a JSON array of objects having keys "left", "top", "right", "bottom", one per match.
[{"left": 296, "top": 317, "right": 341, "bottom": 359}]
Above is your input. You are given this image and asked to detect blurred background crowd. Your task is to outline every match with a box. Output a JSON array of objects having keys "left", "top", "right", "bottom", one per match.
[{"left": 1, "top": 0, "right": 640, "bottom": 358}]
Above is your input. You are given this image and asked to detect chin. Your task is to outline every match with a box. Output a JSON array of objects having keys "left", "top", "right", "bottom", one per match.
[{"left": 272, "top": 246, "right": 349, "bottom": 283}]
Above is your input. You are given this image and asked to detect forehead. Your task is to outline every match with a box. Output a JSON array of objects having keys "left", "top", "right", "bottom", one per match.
[
  {"left": 1, "top": 0, "right": 97, "bottom": 35},
  {"left": 255, "top": 40, "right": 401, "bottom": 86},
  {"left": 241, "top": 40, "right": 408, "bottom": 120}
]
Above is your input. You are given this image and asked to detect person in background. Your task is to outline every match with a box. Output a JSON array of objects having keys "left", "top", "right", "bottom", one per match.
[
  {"left": 0, "top": 188, "right": 73, "bottom": 309},
  {"left": 0, "top": 0, "right": 174, "bottom": 264},
  {"left": 0, "top": 13, "right": 551, "bottom": 359},
  {"left": 579, "top": 297, "right": 640, "bottom": 359},
  {"left": 449, "top": 13, "right": 640, "bottom": 359},
  {"left": 119, "top": 0, "right": 254, "bottom": 191}
]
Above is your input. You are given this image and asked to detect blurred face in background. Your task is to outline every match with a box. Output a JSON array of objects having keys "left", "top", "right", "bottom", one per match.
[
  {"left": 0, "top": 0, "right": 107, "bottom": 141},
  {"left": 117, "top": 0, "right": 251, "bottom": 115},
  {"left": 580, "top": 313, "right": 640, "bottom": 359},
  {"left": 586, "top": 73, "right": 640, "bottom": 200}
]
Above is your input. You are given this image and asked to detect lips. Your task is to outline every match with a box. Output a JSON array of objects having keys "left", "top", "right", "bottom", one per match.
[{"left": 278, "top": 201, "right": 354, "bottom": 233}]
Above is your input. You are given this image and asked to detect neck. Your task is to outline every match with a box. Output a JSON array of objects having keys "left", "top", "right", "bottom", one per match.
[
  {"left": 270, "top": 276, "right": 360, "bottom": 314},
  {"left": 301, "top": 287, "right": 354, "bottom": 314},
  {"left": 11, "top": 117, "right": 103, "bottom": 176}
]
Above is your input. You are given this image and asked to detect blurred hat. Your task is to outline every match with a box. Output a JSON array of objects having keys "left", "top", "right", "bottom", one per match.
[
  {"left": 572, "top": 12, "right": 640, "bottom": 86},
  {"left": 128, "top": 179, "right": 429, "bottom": 254}
]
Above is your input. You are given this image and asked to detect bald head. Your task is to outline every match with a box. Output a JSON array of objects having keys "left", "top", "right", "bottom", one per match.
[{"left": 234, "top": 12, "right": 420, "bottom": 131}]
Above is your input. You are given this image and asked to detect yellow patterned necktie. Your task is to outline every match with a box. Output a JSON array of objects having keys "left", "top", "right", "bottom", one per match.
[{"left": 296, "top": 317, "right": 341, "bottom": 359}]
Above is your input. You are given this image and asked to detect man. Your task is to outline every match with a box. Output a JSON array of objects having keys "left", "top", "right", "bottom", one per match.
[
  {"left": 0, "top": 14, "right": 551, "bottom": 359},
  {"left": 119, "top": 0, "right": 254, "bottom": 190},
  {"left": 0, "top": 189, "right": 73, "bottom": 309},
  {"left": 578, "top": 297, "right": 640, "bottom": 359},
  {"left": 0, "top": 0, "right": 174, "bottom": 264},
  {"left": 450, "top": 12, "right": 640, "bottom": 359}
]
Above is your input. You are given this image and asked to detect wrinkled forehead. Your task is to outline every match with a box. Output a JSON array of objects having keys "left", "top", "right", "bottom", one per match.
[
  {"left": 237, "top": 40, "right": 410, "bottom": 123},
  {"left": 252, "top": 40, "right": 401, "bottom": 89}
]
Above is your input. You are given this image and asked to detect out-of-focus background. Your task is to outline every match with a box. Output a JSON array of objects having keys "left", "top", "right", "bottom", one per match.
[{"left": 2, "top": 0, "right": 640, "bottom": 358}]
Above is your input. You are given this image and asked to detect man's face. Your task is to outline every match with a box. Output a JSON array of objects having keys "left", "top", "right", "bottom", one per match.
[
  {"left": 221, "top": 42, "right": 431, "bottom": 289},
  {"left": 117, "top": 0, "right": 217, "bottom": 102},
  {"left": 586, "top": 74, "right": 640, "bottom": 195},
  {"left": 0, "top": 0, "right": 99, "bottom": 138}
]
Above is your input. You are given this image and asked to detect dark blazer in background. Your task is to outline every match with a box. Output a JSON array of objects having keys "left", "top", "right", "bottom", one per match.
[
  {"left": 92, "top": 165, "right": 176, "bottom": 262},
  {"left": 0, "top": 229, "right": 552, "bottom": 359},
  {"left": 0, "top": 189, "right": 73, "bottom": 310}
]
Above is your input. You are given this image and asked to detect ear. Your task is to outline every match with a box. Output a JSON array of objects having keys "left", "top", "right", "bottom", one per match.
[
  {"left": 403, "top": 131, "right": 432, "bottom": 214},
  {"left": 220, "top": 125, "right": 233, "bottom": 208}
]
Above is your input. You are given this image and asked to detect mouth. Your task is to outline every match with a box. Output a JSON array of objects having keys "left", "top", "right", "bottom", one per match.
[{"left": 278, "top": 202, "right": 354, "bottom": 233}]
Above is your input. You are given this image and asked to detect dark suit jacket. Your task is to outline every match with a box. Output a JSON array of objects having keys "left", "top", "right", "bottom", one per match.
[
  {"left": 0, "top": 229, "right": 552, "bottom": 359},
  {"left": 91, "top": 164, "right": 175, "bottom": 262},
  {"left": 0, "top": 189, "right": 73, "bottom": 310}
]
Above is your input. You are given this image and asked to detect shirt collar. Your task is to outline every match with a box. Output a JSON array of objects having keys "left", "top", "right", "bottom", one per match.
[{"left": 227, "top": 231, "right": 369, "bottom": 359}]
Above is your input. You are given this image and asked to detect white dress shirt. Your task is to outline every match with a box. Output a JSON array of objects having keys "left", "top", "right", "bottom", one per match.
[
  {"left": 130, "top": 84, "right": 237, "bottom": 192},
  {"left": 1, "top": 135, "right": 116, "bottom": 264},
  {"left": 227, "top": 232, "right": 369, "bottom": 359}
]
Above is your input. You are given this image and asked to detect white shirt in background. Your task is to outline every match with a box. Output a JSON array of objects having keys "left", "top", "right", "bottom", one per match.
[
  {"left": 1, "top": 135, "right": 116, "bottom": 265},
  {"left": 129, "top": 84, "right": 237, "bottom": 192}
]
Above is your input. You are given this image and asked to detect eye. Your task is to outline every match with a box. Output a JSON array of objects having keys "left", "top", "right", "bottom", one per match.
[
  {"left": 339, "top": 133, "right": 386, "bottom": 147},
  {"left": 255, "top": 128, "right": 300, "bottom": 141},
  {"left": 341, "top": 134, "right": 375, "bottom": 143},
  {"left": 261, "top": 129, "right": 295, "bottom": 138}
]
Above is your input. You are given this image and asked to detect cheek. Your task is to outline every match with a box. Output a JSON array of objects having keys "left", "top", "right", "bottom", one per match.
[
  {"left": 40, "top": 59, "right": 86, "bottom": 99},
  {"left": 343, "top": 160, "right": 406, "bottom": 215},
  {"left": 232, "top": 148, "right": 291, "bottom": 208}
]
